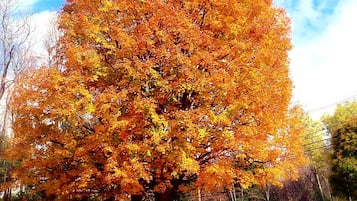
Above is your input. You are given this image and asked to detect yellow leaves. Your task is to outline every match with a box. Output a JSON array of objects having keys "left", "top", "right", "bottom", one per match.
[
  {"left": 74, "top": 49, "right": 109, "bottom": 81},
  {"left": 208, "top": 109, "right": 232, "bottom": 128},
  {"left": 179, "top": 150, "right": 199, "bottom": 173},
  {"left": 74, "top": 87, "right": 94, "bottom": 113},
  {"left": 141, "top": 103, "right": 169, "bottom": 144},
  {"left": 125, "top": 143, "right": 140, "bottom": 153},
  {"left": 222, "top": 129, "right": 234, "bottom": 140},
  {"left": 236, "top": 170, "right": 254, "bottom": 189},
  {"left": 146, "top": 149, "right": 151, "bottom": 157},
  {"left": 98, "top": 0, "right": 116, "bottom": 12},
  {"left": 198, "top": 128, "right": 207, "bottom": 140},
  {"left": 111, "top": 120, "right": 129, "bottom": 131},
  {"left": 151, "top": 129, "right": 161, "bottom": 145},
  {"left": 151, "top": 111, "right": 165, "bottom": 126},
  {"left": 85, "top": 104, "right": 95, "bottom": 114},
  {"left": 113, "top": 167, "right": 126, "bottom": 178}
]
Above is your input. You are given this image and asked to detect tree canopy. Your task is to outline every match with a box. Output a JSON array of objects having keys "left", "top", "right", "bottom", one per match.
[
  {"left": 302, "top": 114, "right": 326, "bottom": 167},
  {"left": 323, "top": 101, "right": 357, "bottom": 201},
  {"left": 322, "top": 101, "right": 357, "bottom": 134},
  {"left": 7, "top": 0, "right": 306, "bottom": 200}
]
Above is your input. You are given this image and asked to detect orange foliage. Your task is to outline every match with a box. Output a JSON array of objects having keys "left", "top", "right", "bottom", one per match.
[{"left": 7, "top": 0, "right": 306, "bottom": 199}]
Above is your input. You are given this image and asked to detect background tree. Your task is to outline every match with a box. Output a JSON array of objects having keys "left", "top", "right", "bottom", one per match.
[
  {"left": 0, "top": 0, "right": 34, "bottom": 200},
  {"left": 302, "top": 114, "right": 332, "bottom": 200},
  {"left": 322, "top": 101, "right": 357, "bottom": 201},
  {"left": 8, "top": 0, "right": 307, "bottom": 200},
  {"left": 303, "top": 114, "right": 326, "bottom": 166},
  {"left": 0, "top": 0, "right": 34, "bottom": 101},
  {"left": 255, "top": 114, "right": 332, "bottom": 201},
  {"left": 42, "top": 13, "right": 62, "bottom": 67},
  {"left": 322, "top": 101, "right": 357, "bottom": 134}
]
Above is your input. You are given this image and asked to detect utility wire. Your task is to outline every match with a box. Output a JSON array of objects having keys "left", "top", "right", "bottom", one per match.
[
  {"left": 305, "top": 138, "right": 357, "bottom": 152},
  {"left": 302, "top": 128, "right": 326, "bottom": 138},
  {"left": 305, "top": 144, "right": 332, "bottom": 152},
  {"left": 304, "top": 134, "right": 354, "bottom": 152},
  {"left": 307, "top": 93, "right": 357, "bottom": 113},
  {"left": 302, "top": 118, "right": 357, "bottom": 149},
  {"left": 303, "top": 138, "right": 331, "bottom": 147}
]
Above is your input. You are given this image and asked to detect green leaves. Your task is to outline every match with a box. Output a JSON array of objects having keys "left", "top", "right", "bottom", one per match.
[{"left": 323, "top": 101, "right": 357, "bottom": 200}]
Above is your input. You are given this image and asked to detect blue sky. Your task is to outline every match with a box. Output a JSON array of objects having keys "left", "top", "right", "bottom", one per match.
[
  {"left": 274, "top": 0, "right": 357, "bottom": 118},
  {"left": 274, "top": 0, "right": 340, "bottom": 43},
  {"left": 27, "top": 0, "right": 357, "bottom": 119},
  {"left": 32, "top": 0, "right": 64, "bottom": 12}
]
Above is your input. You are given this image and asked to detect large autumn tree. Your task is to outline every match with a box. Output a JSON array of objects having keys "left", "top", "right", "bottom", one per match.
[{"left": 7, "top": 0, "right": 306, "bottom": 200}]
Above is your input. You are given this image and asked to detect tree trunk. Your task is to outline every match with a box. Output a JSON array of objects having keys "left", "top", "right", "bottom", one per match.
[
  {"left": 3, "top": 188, "right": 11, "bottom": 201},
  {"left": 155, "top": 191, "right": 171, "bottom": 201},
  {"left": 131, "top": 178, "right": 182, "bottom": 201},
  {"left": 265, "top": 184, "right": 271, "bottom": 201},
  {"left": 314, "top": 169, "right": 324, "bottom": 201},
  {"left": 232, "top": 184, "right": 237, "bottom": 201},
  {"left": 198, "top": 188, "right": 202, "bottom": 201},
  {"left": 131, "top": 191, "right": 155, "bottom": 201},
  {"left": 155, "top": 188, "right": 181, "bottom": 201},
  {"left": 131, "top": 189, "right": 180, "bottom": 201}
]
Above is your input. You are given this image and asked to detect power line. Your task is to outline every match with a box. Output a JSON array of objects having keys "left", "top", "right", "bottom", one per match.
[
  {"left": 303, "top": 137, "right": 331, "bottom": 147},
  {"left": 302, "top": 128, "right": 326, "bottom": 138},
  {"left": 302, "top": 119, "right": 357, "bottom": 148},
  {"left": 305, "top": 138, "right": 357, "bottom": 152},
  {"left": 307, "top": 93, "right": 357, "bottom": 113},
  {"left": 305, "top": 144, "right": 332, "bottom": 152}
]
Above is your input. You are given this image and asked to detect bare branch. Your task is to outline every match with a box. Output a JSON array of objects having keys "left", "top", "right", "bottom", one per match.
[{"left": 0, "top": 0, "right": 34, "bottom": 138}]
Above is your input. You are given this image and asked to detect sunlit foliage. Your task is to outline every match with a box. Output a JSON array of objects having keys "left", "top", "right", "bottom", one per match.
[{"left": 7, "top": 0, "right": 306, "bottom": 200}]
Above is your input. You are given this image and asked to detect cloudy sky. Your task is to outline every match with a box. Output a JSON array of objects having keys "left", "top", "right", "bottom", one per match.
[
  {"left": 273, "top": 0, "right": 357, "bottom": 118},
  {"left": 26, "top": 0, "right": 357, "bottom": 119}
]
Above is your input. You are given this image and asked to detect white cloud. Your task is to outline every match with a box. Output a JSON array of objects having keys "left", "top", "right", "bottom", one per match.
[
  {"left": 287, "top": 0, "right": 357, "bottom": 119},
  {"left": 28, "top": 10, "right": 58, "bottom": 58},
  {"left": 279, "top": 1, "right": 337, "bottom": 40}
]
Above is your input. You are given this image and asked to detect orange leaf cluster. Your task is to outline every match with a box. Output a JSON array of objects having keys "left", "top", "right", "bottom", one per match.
[{"left": 7, "top": 0, "right": 307, "bottom": 199}]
